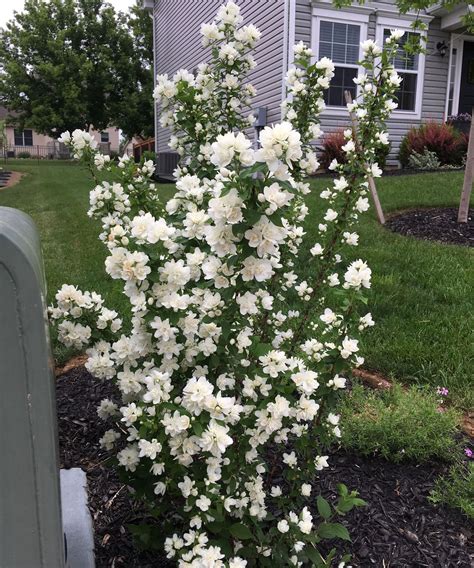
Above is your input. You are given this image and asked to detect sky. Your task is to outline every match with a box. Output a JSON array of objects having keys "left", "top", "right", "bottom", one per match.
[{"left": 0, "top": 0, "right": 138, "bottom": 28}]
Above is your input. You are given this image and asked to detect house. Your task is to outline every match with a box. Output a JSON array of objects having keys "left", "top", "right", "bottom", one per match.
[
  {"left": 0, "top": 106, "right": 120, "bottom": 158},
  {"left": 147, "top": 0, "right": 473, "bottom": 168}
]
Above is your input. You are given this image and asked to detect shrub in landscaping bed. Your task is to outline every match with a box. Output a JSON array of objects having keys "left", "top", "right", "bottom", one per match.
[
  {"left": 430, "top": 461, "right": 474, "bottom": 520},
  {"left": 320, "top": 128, "right": 390, "bottom": 171},
  {"left": 399, "top": 122, "right": 468, "bottom": 168},
  {"left": 407, "top": 148, "right": 441, "bottom": 170},
  {"left": 49, "top": 4, "right": 405, "bottom": 565},
  {"left": 340, "top": 383, "right": 460, "bottom": 462}
]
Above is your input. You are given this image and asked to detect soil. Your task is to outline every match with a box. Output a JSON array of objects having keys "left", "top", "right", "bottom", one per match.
[
  {"left": 0, "top": 170, "right": 24, "bottom": 189},
  {"left": 57, "top": 366, "right": 474, "bottom": 568},
  {"left": 386, "top": 207, "right": 474, "bottom": 247}
]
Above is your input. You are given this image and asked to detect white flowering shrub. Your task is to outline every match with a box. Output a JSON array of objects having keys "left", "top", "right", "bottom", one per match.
[{"left": 51, "top": 3, "right": 404, "bottom": 566}]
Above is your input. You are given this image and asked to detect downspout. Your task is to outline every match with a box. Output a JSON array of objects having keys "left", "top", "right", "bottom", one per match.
[
  {"left": 281, "top": 0, "right": 296, "bottom": 114},
  {"left": 151, "top": 1, "right": 157, "bottom": 158}
]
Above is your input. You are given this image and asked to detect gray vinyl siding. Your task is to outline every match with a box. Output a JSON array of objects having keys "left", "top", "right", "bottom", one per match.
[
  {"left": 153, "top": 0, "right": 286, "bottom": 154},
  {"left": 294, "top": 0, "right": 450, "bottom": 165},
  {"left": 153, "top": 0, "right": 450, "bottom": 166}
]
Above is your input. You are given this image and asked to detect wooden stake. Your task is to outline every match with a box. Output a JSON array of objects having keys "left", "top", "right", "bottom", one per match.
[
  {"left": 458, "top": 107, "right": 474, "bottom": 223},
  {"left": 344, "top": 90, "right": 385, "bottom": 225}
]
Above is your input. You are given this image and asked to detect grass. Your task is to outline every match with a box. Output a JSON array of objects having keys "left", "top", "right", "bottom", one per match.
[
  {"left": 429, "top": 461, "right": 474, "bottom": 520},
  {"left": 339, "top": 382, "right": 461, "bottom": 463},
  {"left": 0, "top": 162, "right": 472, "bottom": 408}
]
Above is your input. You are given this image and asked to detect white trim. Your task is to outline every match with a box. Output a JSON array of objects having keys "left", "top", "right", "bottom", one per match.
[
  {"left": 311, "top": 7, "right": 369, "bottom": 115},
  {"left": 281, "top": 0, "right": 296, "bottom": 113},
  {"left": 281, "top": 0, "right": 290, "bottom": 108},
  {"left": 312, "top": 1, "right": 433, "bottom": 22},
  {"left": 312, "top": 6, "right": 370, "bottom": 24},
  {"left": 152, "top": 8, "right": 158, "bottom": 150},
  {"left": 444, "top": 33, "right": 455, "bottom": 119},
  {"left": 311, "top": 1, "right": 372, "bottom": 16},
  {"left": 450, "top": 35, "right": 474, "bottom": 116},
  {"left": 440, "top": 5, "right": 472, "bottom": 31},
  {"left": 375, "top": 16, "right": 427, "bottom": 120}
]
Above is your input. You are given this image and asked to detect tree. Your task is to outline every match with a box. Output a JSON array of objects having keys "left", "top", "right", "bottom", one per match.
[
  {"left": 0, "top": 0, "right": 153, "bottom": 139},
  {"left": 113, "top": 5, "right": 155, "bottom": 141}
]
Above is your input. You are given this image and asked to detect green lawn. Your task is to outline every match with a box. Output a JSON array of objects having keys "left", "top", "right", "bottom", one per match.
[{"left": 1, "top": 161, "right": 472, "bottom": 409}]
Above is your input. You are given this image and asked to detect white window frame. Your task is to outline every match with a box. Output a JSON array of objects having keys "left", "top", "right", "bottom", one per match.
[
  {"left": 311, "top": 7, "right": 369, "bottom": 116},
  {"left": 446, "top": 35, "right": 474, "bottom": 118},
  {"left": 375, "top": 16, "right": 427, "bottom": 120}
]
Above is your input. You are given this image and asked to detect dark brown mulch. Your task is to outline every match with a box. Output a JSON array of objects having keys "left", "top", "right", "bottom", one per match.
[
  {"left": 386, "top": 207, "right": 474, "bottom": 247},
  {"left": 57, "top": 367, "right": 474, "bottom": 568}
]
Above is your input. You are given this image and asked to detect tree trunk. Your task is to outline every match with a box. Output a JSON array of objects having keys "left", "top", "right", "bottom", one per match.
[
  {"left": 344, "top": 90, "right": 385, "bottom": 225},
  {"left": 458, "top": 109, "right": 474, "bottom": 223}
]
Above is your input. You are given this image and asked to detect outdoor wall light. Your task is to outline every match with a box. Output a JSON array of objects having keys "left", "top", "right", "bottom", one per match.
[{"left": 436, "top": 41, "right": 448, "bottom": 57}]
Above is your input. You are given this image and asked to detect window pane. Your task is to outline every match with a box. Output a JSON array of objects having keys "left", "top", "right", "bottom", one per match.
[
  {"left": 332, "top": 43, "right": 346, "bottom": 63},
  {"left": 319, "top": 41, "right": 332, "bottom": 59},
  {"left": 320, "top": 20, "right": 333, "bottom": 42},
  {"left": 23, "top": 129, "right": 33, "bottom": 146},
  {"left": 101, "top": 132, "right": 109, "bottom": 143},
  {"left": 14, "top": 129, "right": 23, "bottom": 146},
  {"left": 319, "top": 21, "right": 360, "bottom": 64},
  {"left": 383, "top": 28, "right": 419, "bottom": 71},
  {"left": 324, "top": 66, "right": 357, "bottom": 107},
  {"left": 395, "top": 72, "right": 417, "bottom": 111}
]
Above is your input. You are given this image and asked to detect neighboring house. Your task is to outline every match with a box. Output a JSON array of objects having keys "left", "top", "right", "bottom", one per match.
[
  {"left": 148, "top": 0, "right": 473, "bottom": 168},
  {"left": 0, "top": 106, "right": 120, "bottom": 158}
]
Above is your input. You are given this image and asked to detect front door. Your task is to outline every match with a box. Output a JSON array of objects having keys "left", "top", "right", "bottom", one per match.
[{"left": 458, "top": 41, "right": 474, "bottom": 114}]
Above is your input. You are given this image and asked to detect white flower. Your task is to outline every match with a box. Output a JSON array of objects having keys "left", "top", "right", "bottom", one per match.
[
  {"left": 277, "top": 520, "right": 290, "bottom": 533},
  {"left": 196, "top": 494, "right": 212, "bottom": 511},
  {"left": 117, "top": 445, "right": 140, "bottom": 472},
  {"left": 355, "top": 196, "right": 370, "bottom": 213},
  {"left": 361, "top": 39, "right": 382, "bottom": 55},
  {"left": 370, "top": 163, "right": 383, "bottom": 178},
  {"left": 301, "top": 483, "right": 312, "bottom": 497},
  {"left": 310, "top": 243, "right": 323, "bottom": 256},
  {"left": 283, "top": 451, "right": 297, "bottom": 468},
  {"left": 199, "top": 420, "right": 233, "bottom": 456},
  {"left": 324, "top": 209, "right": 338, "bottom": 222},
  {"left": 340, "top": 337, "right": 359, "bottom": 359},
  {"left": 344, "top": 259, "right": 371, "bottom": 289},
  {"left": 315, "top": 455, "right": 329, "bottom": 471}
]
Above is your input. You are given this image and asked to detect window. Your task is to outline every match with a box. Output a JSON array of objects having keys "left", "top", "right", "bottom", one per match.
[
  {"left": 312, "top": 9, "right": 368, "bottom": 110},
  {"left": 447, "top": 47, "right": 458, "bottom": 116},
  {"left": 100, "top": 131, "right": 110, "bottom": 143},
  {"left": 14, "top": 129, "right": 33, "bottom": 146},
  {"left": 376, "top": 18, "right": 426, "bottom": 117},
  {"left": 383, "top": 29, "right": 420, "bottom": 112}
]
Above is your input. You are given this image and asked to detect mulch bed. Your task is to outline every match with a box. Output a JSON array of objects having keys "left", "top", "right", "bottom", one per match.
[
  {"left": 57, "top": 366, "right": 474, "bottom": 567},
  {"left": 386, "top": 207, "right": 474, "bottom": 247}
]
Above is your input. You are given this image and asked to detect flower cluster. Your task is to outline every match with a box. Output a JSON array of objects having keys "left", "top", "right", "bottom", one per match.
[{"left": 51, "top": 3, "right": 404, "bottom": 566}]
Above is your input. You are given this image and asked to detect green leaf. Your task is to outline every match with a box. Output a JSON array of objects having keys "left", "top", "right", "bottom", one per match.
[
  {"left": 229, "top": 523, "right": 253, "bottom": 540},
  {"left": 305, "top": 546, "right": 326, "bottom": 567},
  {"left": 318, "top": 522, "right": 351, "bottom": 542},
  {"left": 337, "top": 483, "right": 348, "bottom": 497},
  {"left": 252, "top": 342, "right": 272, "bottom": 357},
  {"left": 317, "top": 495, "right": 332, "bottom": 520},
  {"left": 192, "top": 420, "right": 204, "bottom": 436}
]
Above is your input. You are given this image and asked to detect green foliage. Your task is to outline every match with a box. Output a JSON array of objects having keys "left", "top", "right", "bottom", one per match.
[
  {"left": 0, "top": 0, "right": 153, "bottom": 139},
  {"left": 141, "top": 150, "right": 156, "bottom": 163},
  {"left": 2, "top": 165, "right": 473, "bottom": 411},
  {"left": 320, "top": 128, "right": 390, "bottom": 171},
  {"left": 340, "top": 383, "right": 461, "bottom": 462},
  {"left": 407, "top": 148, "right": 441, "bottom": 170},
  {"left": 430, "top": 461, "right": 474, "bottom": 520},
  {"left": 399, "top": 122, "right": 467, "bottom": 168},
  {"left": 17, "top": 151, "right": 32, "bottom": 159}
]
